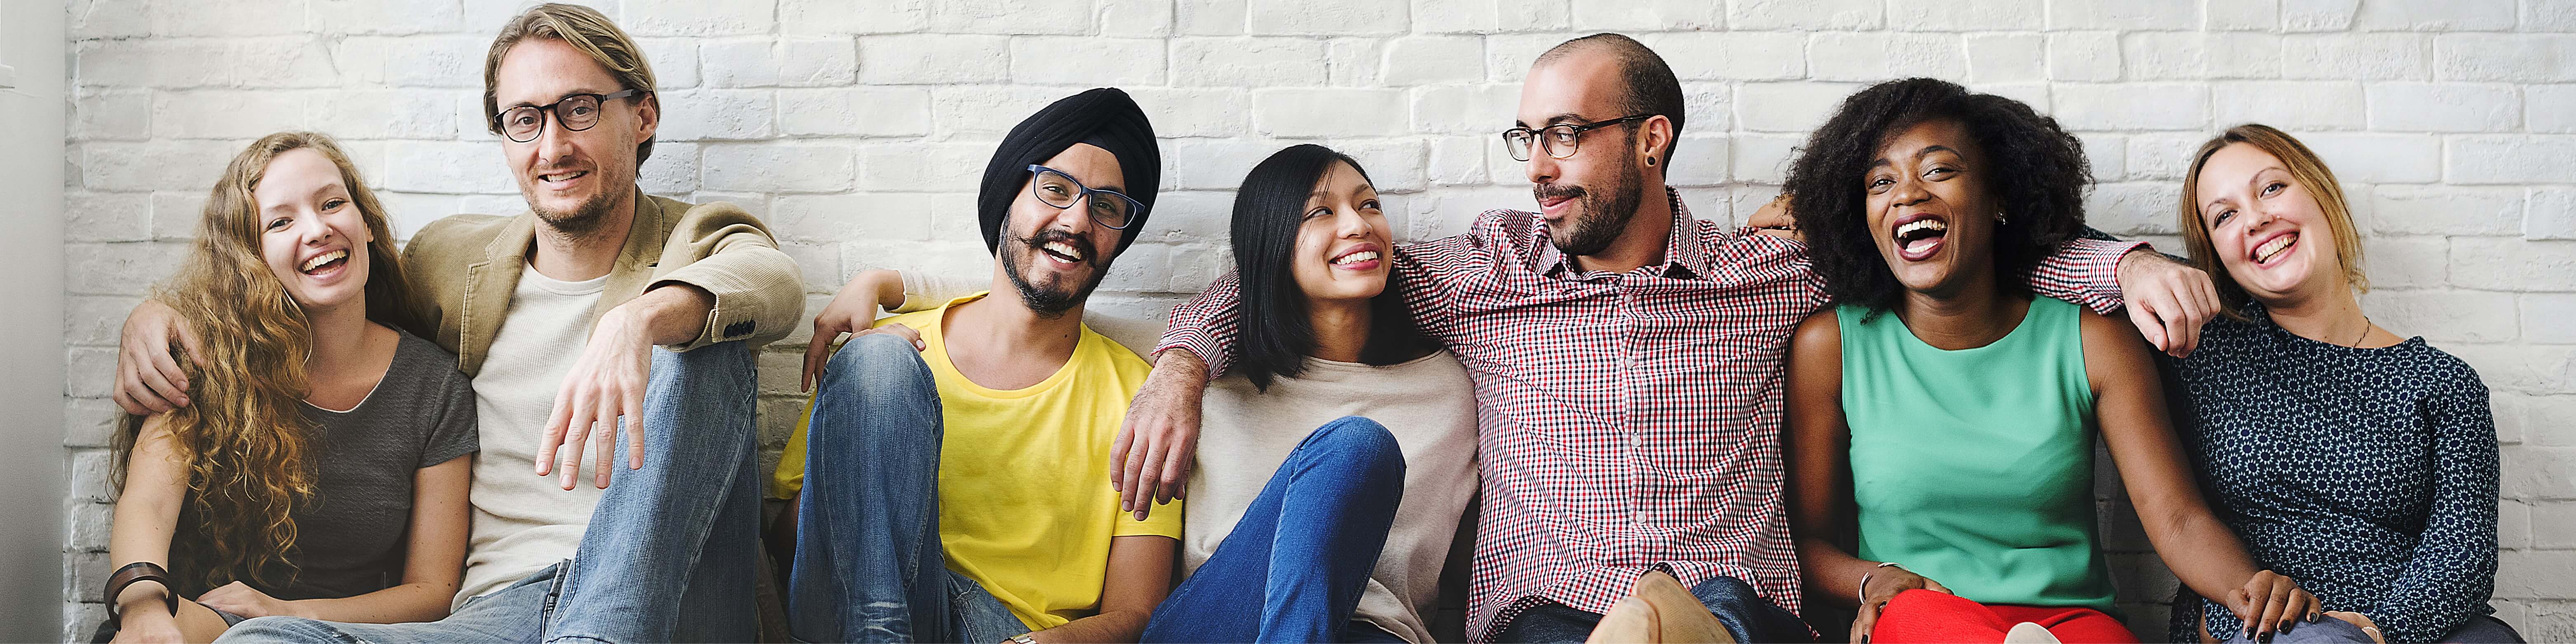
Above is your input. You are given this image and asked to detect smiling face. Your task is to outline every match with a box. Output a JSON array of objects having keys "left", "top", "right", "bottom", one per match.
[
  {"left": 1516, "top": 52, "right": 1654, "bottom": 258},
  {"left": 998, "top": 143, "right": 1128, "bottom": 316},
  {"left": 1288, "top": 160, "right": 1393, "bottom": 304},
  {"left": 492, "top": 37, "right": 656, "bottom": 238},
  {"left": 253, "top": 148, "right": 374, "bottom": 314},
  {"left": 2194, "top": 142, "right": 2342, "bottom": 304},
  {"left": 1863, "top": 119, "right": 2001, "bottom": 298}
]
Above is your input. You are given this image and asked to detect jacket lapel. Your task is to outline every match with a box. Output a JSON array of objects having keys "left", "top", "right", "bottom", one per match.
[
  {"left": 590, "top": 188, "right": 669, "bottom": 322},
  {"left": 457, "top": 214, "right": 536, "bottom": 376}
]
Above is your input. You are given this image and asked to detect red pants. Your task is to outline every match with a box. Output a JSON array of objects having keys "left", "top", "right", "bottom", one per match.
[{"left": 1869, "top": 589, "right": 2140, "bottom": 644}]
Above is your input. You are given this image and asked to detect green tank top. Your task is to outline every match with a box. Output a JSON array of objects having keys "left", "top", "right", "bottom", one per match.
[{"left": 1837, "top": 296, "right": 2116, "bottom": 611}]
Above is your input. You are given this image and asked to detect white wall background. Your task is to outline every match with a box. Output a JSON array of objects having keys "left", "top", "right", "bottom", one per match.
[{"left": 54, "top": 0, "right": 2576, "bottom": 640}]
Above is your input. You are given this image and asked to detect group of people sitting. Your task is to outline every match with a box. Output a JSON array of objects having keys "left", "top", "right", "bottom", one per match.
[{"left": 91, "top": 4, "right": 2515, "bottom": 644}]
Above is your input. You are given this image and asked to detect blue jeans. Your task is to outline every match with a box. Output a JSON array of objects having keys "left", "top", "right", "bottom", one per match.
[
  {"left": 219, "top": 343, "right": 765, "bottom": 643},
  {"left": 1141, "top": 417, "right": 1410, "bottom": 644},
  {"left": 787, "top": 334, "right": 1026, "bottom": 643},
  {"left": 2211, "top": 615, "right": 2526, "bottom": 644},
  {"left": 1492, "top": 574, "right": 1812, "bottom": 644}
]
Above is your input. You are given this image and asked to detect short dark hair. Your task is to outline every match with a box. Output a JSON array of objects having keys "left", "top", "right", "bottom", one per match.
[
  {"left": 1783, "top": 77, "right": 2091, "bottom": 314},
  {"left": 1230, "top": 144, "right": 1435, "bottom": 391},
  {"left": 1536, "top": 33, "right": 1686, "bottom": 170}
]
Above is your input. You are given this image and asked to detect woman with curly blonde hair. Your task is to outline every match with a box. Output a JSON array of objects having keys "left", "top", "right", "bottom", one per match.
[{"left": 99, "top": 132, "right": 479, "bottom": 644}]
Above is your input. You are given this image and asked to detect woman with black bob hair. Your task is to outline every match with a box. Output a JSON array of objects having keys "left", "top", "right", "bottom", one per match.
[
  {"left": 1138, "top": 144, "right": 1479, "bottom": 644},
  {"left": 1777, "top": 78, "right": 2318, "bottom": 644}
]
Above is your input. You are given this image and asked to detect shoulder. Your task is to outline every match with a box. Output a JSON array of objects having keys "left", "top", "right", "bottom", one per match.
[
  {"left": 2393, "top": 341, "right": 2489, "bottom": 399},
  {"left": 871, "top": 308, "right": 941, "bottom": 332},
  {"left": 392, "top": 332, "right": 468, "bottom": 379},
  {"left": 661, "top": 196, "right": 766, "bottom": 234},
  {"left": 407, "top": 213, "right": 517, "bottom": 264},
  {"left": 2074, "top": 301, "right": 2139, "bottom": 344},
  {"left": 1086, "top": 329, "right": 1155, "bottom": 382},
  {"left": 1471, "top": 208, "right": 1540, "bottom": 246},
  {"left": 1788, "top": 307, "right": 1842, "bottom": 369}
]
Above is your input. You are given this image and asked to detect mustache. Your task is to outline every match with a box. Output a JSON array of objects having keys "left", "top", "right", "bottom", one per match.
[
  {"left": 1016, "top": 228, "right": 1100, "bottom": 264},
  {"left": 1533, "top": 182, "right": 1585, "bottom": 203}
]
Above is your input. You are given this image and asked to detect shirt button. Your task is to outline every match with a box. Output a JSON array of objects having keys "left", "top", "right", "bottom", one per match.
[{"left": 1633, "top": 511, "right": 1649, "bottom": 525}]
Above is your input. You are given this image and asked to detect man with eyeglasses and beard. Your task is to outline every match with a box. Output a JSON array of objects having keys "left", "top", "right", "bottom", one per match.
[
  {"left": 1116, "top": 34, "right": 2225, "bottom": 643},
  {"left": 103, "top": 4, "right": 805, "bottom": 643},
  {"left": 770, "top": 88, "right": 1182, "bottom": 644}
]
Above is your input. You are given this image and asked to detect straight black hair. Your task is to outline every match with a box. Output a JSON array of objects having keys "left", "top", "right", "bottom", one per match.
[{"left": 1232, "top": 144, "right": 1435, "bottom": 391}]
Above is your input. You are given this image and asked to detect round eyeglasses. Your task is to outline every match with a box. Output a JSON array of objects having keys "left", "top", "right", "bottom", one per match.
[
  {"left": 493, "top": 89, "right": 647, "bottom": 143},
  {"left": 1499, "top": 113, "right": 1659, "bottom": 162},
  {"left": 1026, "top": 164, "right": 1143, "bottom": 230}
]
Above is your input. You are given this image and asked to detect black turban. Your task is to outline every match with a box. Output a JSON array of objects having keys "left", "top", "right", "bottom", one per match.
[{"left": 976, "top": 87, "right": 1162, "bottom": 255}]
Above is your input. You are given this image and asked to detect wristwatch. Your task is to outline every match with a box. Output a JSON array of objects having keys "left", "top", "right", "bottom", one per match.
[{"left": 1007, "top": 634, "right": 1039, "bottom": 644}]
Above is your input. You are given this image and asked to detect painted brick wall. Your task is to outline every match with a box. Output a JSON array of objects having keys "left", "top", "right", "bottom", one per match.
[{"left": 57, "top": 0, "right": 2576, "bottom": 640}]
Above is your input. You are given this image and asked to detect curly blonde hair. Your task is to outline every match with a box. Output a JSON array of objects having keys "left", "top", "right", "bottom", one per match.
[{"left": 111, "top": 131, "right": 427, "bottom": 594}]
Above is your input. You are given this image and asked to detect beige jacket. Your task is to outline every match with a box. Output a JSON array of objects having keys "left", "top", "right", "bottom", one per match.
[{"left": 403, "top": 190, "right": 803, "bottom": 376}]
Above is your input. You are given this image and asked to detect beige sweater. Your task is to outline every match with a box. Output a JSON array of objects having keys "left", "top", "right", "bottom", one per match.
[{"left": 1181, "top": 350, "right": 1480, "bottom": 644}]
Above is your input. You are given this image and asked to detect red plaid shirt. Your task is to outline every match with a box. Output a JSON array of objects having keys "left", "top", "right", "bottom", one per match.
[{"left": 1157, "top": 190, "right": 2140, "bottom": 641}]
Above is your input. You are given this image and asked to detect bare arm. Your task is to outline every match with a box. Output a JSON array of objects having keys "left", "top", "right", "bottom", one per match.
[
  {"left": 1027, "top": 535, "right": 1177, "bottom": 644},
  {"left": 2083, "top": 311, "right": 2316, "bottom": 640},
  {"left": 106, "top": 415, "right": 233, "bottom": 644},
  {"left": 1783, "top": 310, "right": 1948, "bottom": 643},
  {"left": 247, "top": 457, "right": 471, "bottom": 623}
]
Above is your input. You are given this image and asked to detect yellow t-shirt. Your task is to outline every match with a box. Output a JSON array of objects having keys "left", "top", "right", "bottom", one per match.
[{"left": 772, "top": 293, "right": 1181, "bottom": 630}]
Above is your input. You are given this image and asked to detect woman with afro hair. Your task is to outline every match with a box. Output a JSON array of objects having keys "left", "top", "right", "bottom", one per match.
[{"left": 1776, "top": 78, "right": 2320, "bottom": 644}]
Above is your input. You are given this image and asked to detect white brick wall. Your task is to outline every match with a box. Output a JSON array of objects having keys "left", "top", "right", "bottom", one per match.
[{"left": 55, "top": 0, "right": 2576, "bottom": 640}]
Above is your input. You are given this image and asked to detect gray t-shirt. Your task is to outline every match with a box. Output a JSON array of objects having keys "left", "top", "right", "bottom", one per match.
[{"left": 216, "top": 331, "right": 480, "bottom": 600}]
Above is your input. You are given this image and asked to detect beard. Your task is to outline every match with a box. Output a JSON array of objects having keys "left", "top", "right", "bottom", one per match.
[
  {"left": 999, "top": 227, "right": 1111, "bottom": 318},
  {"left": 525, "top": 171, "right": 622, "bottom": 239},
  {"left": 1535, "top": 153, "right": 1646, "bottom": 258}
]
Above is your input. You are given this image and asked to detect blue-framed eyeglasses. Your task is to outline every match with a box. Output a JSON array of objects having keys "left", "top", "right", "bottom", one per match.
[{"left": 1025, "top": 164, "right": 1143, "bottom": 230}]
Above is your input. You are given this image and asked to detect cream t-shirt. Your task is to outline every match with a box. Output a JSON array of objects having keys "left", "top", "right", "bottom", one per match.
[
  {"left": 1182, "top": 350, "right": 1481, "bottom": 644},
  {"left": 455, "top": 265, "right": 608, "bottom": 607}
]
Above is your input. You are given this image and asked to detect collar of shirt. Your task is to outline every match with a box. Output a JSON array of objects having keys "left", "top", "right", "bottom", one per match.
[{"left": 1530, "top": 187, "right": 1708, "bottom": 281}]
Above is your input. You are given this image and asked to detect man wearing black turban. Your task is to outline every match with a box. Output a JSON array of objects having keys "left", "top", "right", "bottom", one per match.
[{"left": 777, "top": 87, "right": 1182, "bottom": 644}]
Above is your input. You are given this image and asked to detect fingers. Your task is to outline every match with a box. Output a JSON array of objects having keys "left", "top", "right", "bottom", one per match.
[
  {"left": 1156, "top": 435, "right": 1189, "bottom": 505},
  {"left": 554, "top": 393, "right": 596, "bottom": 490},
  {"left": 624, "top": 395, "right": 645, "bottom": 471},
  {"left": 1118, "top": 426, "right": 1150, "bottom": 511},
  {"left": 800, "top": 330, "right": 835, "bottom": 393},
  {"left": 882, "top": 323, "right": 924, "bottom": 349},
  {"left": 2126, "top": 302, "right": 2170, "bottom": 355},
  {"left": 2255, "top": 585, "right": 2290, "bottom": 640},
  {"left": 2286, "top": 591, "right": 2317, "bottom": 632},
  {"left": 1108, "top": 423, "right": 1137, "bottom": 494},
  {"left": 1133, "top": 439, "right": 1166, "bottom": 521},
  {"left": 115, "top": 368, "right": 174, "bottom": 416},
  {"left": 591, "top": 395, "right": 618, "bottom": 489},
  {"left": 172, "top": 318, "right": 208, "bottom": 368},
  {"left": 535, "top": 394, "right": 570, "bottom": 477},
  {"left": 1851, "top": 600, "right": 1882, "bottom": 644}
]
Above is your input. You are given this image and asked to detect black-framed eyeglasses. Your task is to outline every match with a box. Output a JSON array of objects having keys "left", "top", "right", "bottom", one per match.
[
  {"left": 1499, "top": 113, "right": 1659, "bottom": 162},
  {"left": 1025, "top": 164, "right": 1143, "bottom": 230},
  {"left": 494, "top": 89, "right": 648, "bottom": 143}
]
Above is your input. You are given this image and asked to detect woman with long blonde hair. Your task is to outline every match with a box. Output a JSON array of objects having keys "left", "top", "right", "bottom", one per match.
[
  {"left": 2162, "top": 124, "right": 2516, "bottom": 644},
  {"left": 99, "top": 132, "right": 478, "bottom": 644}
]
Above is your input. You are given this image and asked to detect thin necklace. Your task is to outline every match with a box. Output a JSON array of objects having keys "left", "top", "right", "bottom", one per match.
[{"left": 2347, "top": 316, "right": 2372, "bottom": 348}]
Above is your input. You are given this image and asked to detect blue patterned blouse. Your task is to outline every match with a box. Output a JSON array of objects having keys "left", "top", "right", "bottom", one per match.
[{"left": 2165, "top": 303, "right": 2500, "bottom": 644}]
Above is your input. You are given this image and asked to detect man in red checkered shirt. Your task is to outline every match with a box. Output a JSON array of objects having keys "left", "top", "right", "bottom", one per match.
[{"left": 1112, "top": 34, "right": 2223, "bottom": 644}]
